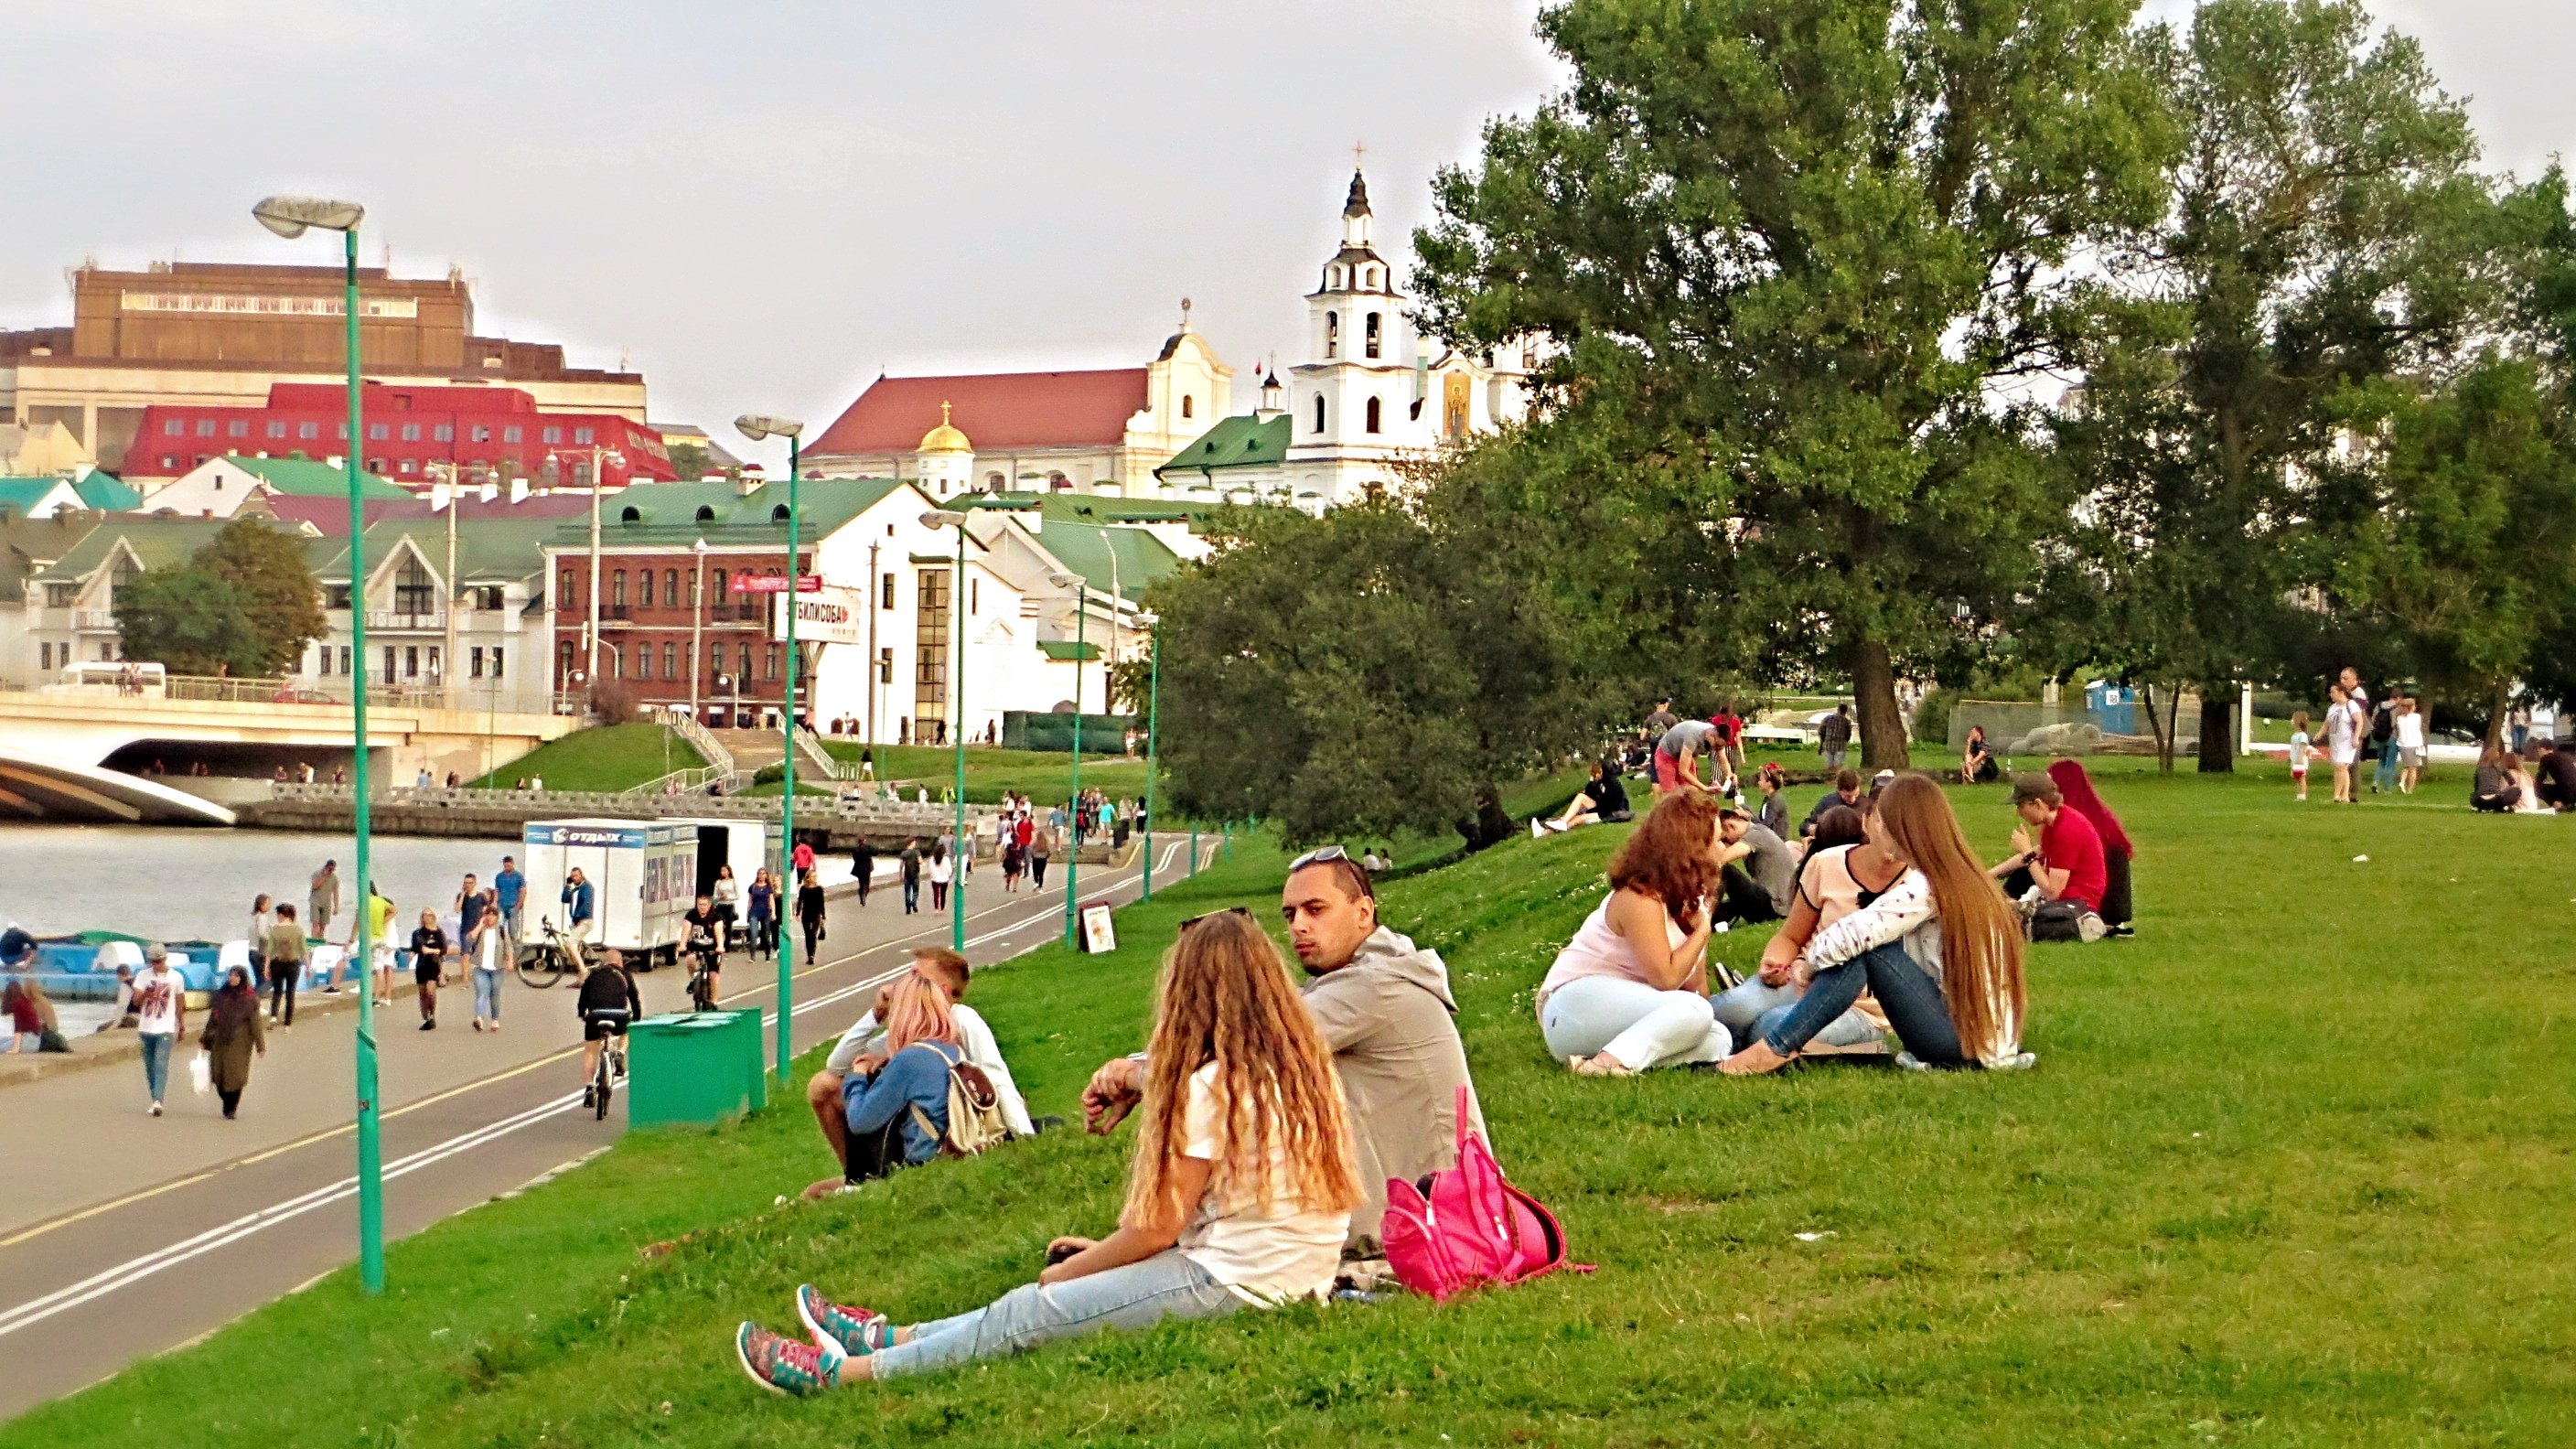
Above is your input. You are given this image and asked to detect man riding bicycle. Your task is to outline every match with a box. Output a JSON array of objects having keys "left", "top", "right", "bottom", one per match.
[
  {"left": 681, "top": 893, "right": 727, "bottom": 1010},
  {"left": 576, "top": 947, "right": 642, "bottom": 1109}
]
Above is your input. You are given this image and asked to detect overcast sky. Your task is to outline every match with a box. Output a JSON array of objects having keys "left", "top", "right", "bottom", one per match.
[{"left": 6, "top": 2, "right": 2564, "bottom": 472}]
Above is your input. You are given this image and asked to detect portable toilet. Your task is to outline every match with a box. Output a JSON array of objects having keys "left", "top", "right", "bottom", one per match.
[{"left": 520, "top": 818, "right": 695, "bottom": 968}]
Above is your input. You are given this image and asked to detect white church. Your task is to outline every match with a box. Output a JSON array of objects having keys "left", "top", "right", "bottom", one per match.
[{"left": 1154, "top": 169, "right": 1533, "bottom": 509}]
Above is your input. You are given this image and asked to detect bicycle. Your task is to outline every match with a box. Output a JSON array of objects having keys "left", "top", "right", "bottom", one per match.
[
  {"left": 685, "top": 945, "right": 721, "bottom": 1014},
  {"left": 517, "top": 919, "right": 581, "bottom": 990},
  {"left": 591, "top": 1034, "right": 627, "bottom": 1121}
]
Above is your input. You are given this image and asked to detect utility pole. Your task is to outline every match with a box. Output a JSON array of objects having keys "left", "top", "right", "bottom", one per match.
[
  {"left": 864, "top": 540, "right": 880, "bottom": 748},
  {"left": 690, "top": 537, "right": 709, "bottom": 722},
  {"left": 584, "top": 451, "right": 602, "bottom": 688}
]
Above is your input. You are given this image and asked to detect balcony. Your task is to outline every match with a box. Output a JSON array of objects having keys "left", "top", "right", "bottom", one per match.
[
  {"left": 709, "top": 602, "right": 765, "bottom": 624},
  {"left": 73, "top": 610, "right": 116, "bottom": 631},
  {"left": 365, "top": 609, "right": 447, "bottom": 631}
]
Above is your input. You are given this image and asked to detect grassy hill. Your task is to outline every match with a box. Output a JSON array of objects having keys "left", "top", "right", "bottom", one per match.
[
  {"left": 13, "top": 760, "right": 2573, "bottom": 1445},
  {"left": 467, "top": 722, "right": 705, "bottom": 793}
]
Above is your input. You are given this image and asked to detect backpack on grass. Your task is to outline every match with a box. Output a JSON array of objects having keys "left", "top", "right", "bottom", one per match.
[
  {"left": 909, "top": 1042, "right": 1009, "bottom": 1157},
  {"left": 1381, "top": 1085, "right": 1589, "bottom": 1301}
]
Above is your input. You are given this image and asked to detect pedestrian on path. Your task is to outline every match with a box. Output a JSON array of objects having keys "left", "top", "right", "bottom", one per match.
[
  {"left": 852, "top": 838, "right": 876, "bottom": 907},
  {"left": 454, "top": 875, "right": 485, "bottom": 982},
  {"left": 134, "top": 944, "right": 186, "bottom": 1116},
  {"left": 308, "top": 860, "right": 341, "bottom": 941},
  {"left": 199, "top": 966, "right": 265, "bottom": 1119},
  {"left": 1030, "top": 826, "right": 1052, "bottom": 890},
  {"left": 900, "top": 839, "right": 923, "bottom": 915},
  {"left": 247, "top": 894, "right": 274, "bottom": 992},
  {"left": 797, "top": 869, "right": 827, "bottom": 963},
  {"left": 411, "top": 910, "right": 449, "bottom": 1030},
  {"left": 746, "top": 867, "right": 778, "bottom": 960},
  {"left": 265, "top": 904, "right": 306, "bottom": 1026},
  {"left": 792, "top": 836, "right": 816, "bottom": 880},
  {"left": 368, "top": 883, "right": 398, "bottom": 1007},
  {"left": 561, "top": 867, "right": 596, "bottom": 973},
  {"left": 494, "top": 855, "right": 526, "bottom": 941},
  {"left": 469, "top": 904, "right": 507, "bottom": 1033}
]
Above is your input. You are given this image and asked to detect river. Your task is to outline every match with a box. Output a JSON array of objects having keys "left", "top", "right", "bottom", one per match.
[{"left": 0, "top": 824, "right": 519, "bottom": 945}]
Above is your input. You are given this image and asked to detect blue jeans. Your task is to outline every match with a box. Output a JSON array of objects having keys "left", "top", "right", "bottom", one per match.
[
  {"left": 472, "top": 968, "right": 501, "bottom": 1022},
  {"left": 139, "top": 1032, "right": 176, "bottom": 1102},
  {"left": 1712, "top": 977, "right": 1883, "bottom": 1054},
  {"left": 1764, "top": 942, "right": 1966, "bottom": 1066},
  {"left": 902, "top": 879, "right": 920, "bottom": 914},
  {"left": 2373, "top": 739, "right": 2399, "bottom": 791},
  {"left": 866, "top": 1249, "right": 1242, "bottom": 1379}
]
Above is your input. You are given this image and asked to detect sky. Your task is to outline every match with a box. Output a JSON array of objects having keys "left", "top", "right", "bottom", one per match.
[{"left": 5, "top": 2, "right": 2567, "bottom": 474}]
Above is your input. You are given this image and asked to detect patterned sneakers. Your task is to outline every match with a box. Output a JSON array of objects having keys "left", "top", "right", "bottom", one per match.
[
  {"left": 796, "top": 1283, "right": 889, "bottom": 1357},
  {"left": 735, "top": 1322, "right": 839, "bottom": 1397}
]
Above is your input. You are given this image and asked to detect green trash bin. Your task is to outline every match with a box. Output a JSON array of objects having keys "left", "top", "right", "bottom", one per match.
[{"left": 628, "top": 1009, "right": 766, "bottom": 1128}]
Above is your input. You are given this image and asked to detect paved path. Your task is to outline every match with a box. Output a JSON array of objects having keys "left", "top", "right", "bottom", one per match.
[{"left": 0, "top": 840, "right": 1205, "bottom": 1422}]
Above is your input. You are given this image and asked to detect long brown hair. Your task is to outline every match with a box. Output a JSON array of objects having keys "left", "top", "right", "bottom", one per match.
[
  {"left": 1607, "top": 789, "right": 1720, "bottom": 920},
  {"left": 1873, "top": 775, "right": 2025, "bottom": 1061},
  {"left": 1122, "top": 911, "right": 1357, "bottom": 1232}
]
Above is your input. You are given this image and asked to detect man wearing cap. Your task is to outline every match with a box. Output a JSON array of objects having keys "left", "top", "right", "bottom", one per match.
[
  {"left": 1643, "top": 695, "right": 1679, "bottom": 736},
  {"left": 134, "top": 943, "right": 188, "bottom": 1115},
  {"left": 1992, "top": 772, "right": 2109, "bottom": 940}
]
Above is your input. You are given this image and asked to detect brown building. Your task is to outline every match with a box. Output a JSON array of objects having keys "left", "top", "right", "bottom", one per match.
[{"left": 1, "top": 260, "right": 647, "bottom": 474}]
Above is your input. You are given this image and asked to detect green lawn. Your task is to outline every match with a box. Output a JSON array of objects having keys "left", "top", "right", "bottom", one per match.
[
  {"left": 15, "top": 759, "right": 2573, "bottom": 1445},
  {"left": 467, "top": 723, "right": 706, "bottom": 792},
  {"left": 819, "top": 742, "right": 1154, "bottom": 807}
]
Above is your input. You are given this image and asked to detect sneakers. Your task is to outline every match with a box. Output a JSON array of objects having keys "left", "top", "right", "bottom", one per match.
[
  {"left": 795, "top": 1284, "right": 888, "bottom": 1358},
  {"left": 1530, "top": 819, "right": 1546, "bottom": 840},
  {"left": 735, "top": 1323, "right": 839, "bottom": 1397},
  {"left": 148, "top": 1101, "right": 163, "bottom": 1117},
  {"left": 470, "top": 1018, "right": 483, "bottom": 1033},
  {"left": 419, "top": 1019, "right": 435, "bottom": 1031},
  {"left": 581, "top": 1083, "right": 596, "bottom": 1109}
]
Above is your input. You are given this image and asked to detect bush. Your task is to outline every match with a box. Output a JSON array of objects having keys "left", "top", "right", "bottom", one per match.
[
  {"left": 586, "top": 679, "right": 640, "bottom": 726},
  {"left": 1913, "top": 686, "right": 1958, "bottom": 745}
]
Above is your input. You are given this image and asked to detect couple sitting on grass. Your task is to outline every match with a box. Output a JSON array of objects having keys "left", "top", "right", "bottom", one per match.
[
  {"left": 799, "top": 947, "right": 1036, "bottom": 1199},
  {"left": 1539, "top": 776, "right": 2032, "bottom": 1076},
  {"left": 740, "top": 847, "right": 1483, "bottom": 1394}
]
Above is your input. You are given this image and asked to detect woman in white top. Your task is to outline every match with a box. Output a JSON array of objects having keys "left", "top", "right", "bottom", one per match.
[
  {"left": 927, "top": 843, "right": 953, "bottom": 911},
  {"left": 2393, "top": 696, "right": 2427, "bottom": 795},
  {"left": 1537, "top": 790, "right": 1730, "bottom": 1076},
  {"left": 735, "top": 907, "right": 1357, "bottom": 1393},
  {"left": 1723, "top": 774, "right": 2030, "bottom": 1073}
]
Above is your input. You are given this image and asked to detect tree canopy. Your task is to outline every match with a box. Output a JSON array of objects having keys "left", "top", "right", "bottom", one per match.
[{"left": 113, "top": 520, "right": 326, "bottom": 680}]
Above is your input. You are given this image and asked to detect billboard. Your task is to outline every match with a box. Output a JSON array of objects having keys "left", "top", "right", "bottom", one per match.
[{"left": 770, "top": 585, "right": 866, "bottom": 645}]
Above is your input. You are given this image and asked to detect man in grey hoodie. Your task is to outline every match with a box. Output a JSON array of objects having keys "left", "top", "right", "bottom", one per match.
[{"left": 1083, "top": 848, "right": 1484, "bottom": 1251}]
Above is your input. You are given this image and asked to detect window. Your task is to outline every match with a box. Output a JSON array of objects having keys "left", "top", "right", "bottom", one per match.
[
  {"left": 327, "top": 585, "right": 353, "bottom": 609},
  {"left": 339, "top": 646, "right": 351, "bottom": 675},
  {"left": 619, "top": 505, "right": 640, "bottom": 523},
  {"left": 771, "top": 504, "right": 789, "bottom": 521},
  {"left": 470, "top": 424, "right": 492, "bottom": 443},
  {"left": 298, "top": 422, "right": 319, "bottom": 440},
  {"left": 368, "top": 457, "right": 387, "bottom": 473},
  {"left": 1313, "top": 395, "right": 1326, "bottom": 434},
  {"left": 1366, "top": 312, "right": 1382, "bottom": 359},
  {"left": 1366, "top": 265, "right": 1379, "bottom": 288},
  {"left": 664, "top": 569, "right": 679, "bottom": 606},
  {"left": 503, "top": 425, "right": 523, "bottom": 444},
  {"left": 882, "top": 573, "right": 896, "bottom": 610},
  {"left": 401, "top": 460, "right": 419, "bottom": 476},
  {"left": 163, "top": 419, "right": 184, "bottom": 436},
  {"left": 693, "top": 504, "right": 715, "bottom": 522},
  {"left": 711, "top": 567, "right": 727, "bottom": 599},
  {"left": 637, "top": 644, "right": 653, "bottom": 679},
  {"left": 560, "top": 569, "right": 578, "bottom": 606},
  {"left": 44, "top": 583, "right": 72, "bottom": 607},
  {"left": 227, "top": 420, "right": 249, "bottom": 438},
  {"left": 401, "top": 423, "right": 422, "bottom": 442},
  {"left": 1181, "top": 395, "right": 1194, "bottom": 419},
  {"left": 574, "top": 426, "right": 595, "bottom": 445},
  {"left": 612, "top": 571, "right": 627, "bottom": 606},
  {"left": 558, "top": 639, "right": 574, "bottom": 683},
  {"left": 764, "top": 644, "right": 779, "bottom": 682},
  {"left": 661, "top": 642, "right": 676, "bottom": 678},
  {"left": 687, "top": 571, "right": 700, "bottom": 608},
  {"left": 490, "top": 647, "right": 503, "bottom": 679},
  {"left": 985, "top": 472, "right": 1005, "bottom": 490},
  {"left": 426, "top": 646, "right": 440, "bottom": 681},
  {"left": 159, "top": 455, "right": 177, "bottom": 470},
  {"left": 369, "top": 423, "right": 390, "bottom": 441},
  {"left": 433, "top": 424, "right": 454, "bottom": 442},
  {"left": 737, "top": 643, "right": 753, "bottom": 681},
  {"left": 196, "top": 419, "right": 216, "bottom": 437},
  {"left": 970, "top": 577, "right": 979, "bottom": 615},
  {"left": 1366, "top": 396, "right": 1382, "bottom": 433},
  {"left": 266, "top": 421, "right": 286, "bottom": 439},
  {"left": 384, "top": 646, "right": 398, "bottom": 680},
  {"left": 469, "top": 646, "right": 484, "bottom": 679},
  {"left": 639, "top": 570, "right": 655, "bottom": 607},
  {"left": 542, "top": 426, "right": 564, "bottom": 445},
  {"left": 335, "top": 422, "right": 349, "bottom": 440},
  {"left": 1325, "top": 310, "right": 1339, "bottom": 359}
]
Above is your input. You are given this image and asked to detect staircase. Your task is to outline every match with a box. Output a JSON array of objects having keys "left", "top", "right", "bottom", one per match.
[{"left": 706, "top": 728, "right": 788, "bottom": 777}]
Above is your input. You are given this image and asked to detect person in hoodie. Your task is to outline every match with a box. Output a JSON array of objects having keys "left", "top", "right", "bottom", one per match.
[{"left": 1080, "top": 845, "right": 1483, "bottom": 1252}]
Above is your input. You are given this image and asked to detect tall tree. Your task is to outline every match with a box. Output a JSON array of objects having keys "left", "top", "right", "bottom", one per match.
[
  {"left": 2041, "top": 0, "right": 2489, "bottom": 768},
  {"left": 1148, "top": 494, "right": 1593, "bottom": 850},
  {"left": 1412, "top": 0, "right": 2174, "bottom": 767},
  {"left": 193, "top": 518, "right": 327, "bottom": 677},
  {"left": 113, "top": 567, "right": 260, "bottom": 677}
]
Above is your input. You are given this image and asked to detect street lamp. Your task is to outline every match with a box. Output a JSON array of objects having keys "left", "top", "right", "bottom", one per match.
[
  {"left": 1140, "top": 609, "right": 1162, "bottom": 903},
  {"left": 252, "top": 192, "right": 386, "bottom": 1297},
  {"left": 1048, "top": 571, "right": 1087, "bottom": 945},
  {"left": 920, "top": 509, "right": 971, "bottom": 950},
  {"left": 735, "top": 413, "right": 803, "bottom": 1086}
]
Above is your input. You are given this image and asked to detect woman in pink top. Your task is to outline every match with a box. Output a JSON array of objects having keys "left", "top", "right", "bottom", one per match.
[{"left": 1537, "top": 791, "right": 1730, "bottom": 1075}]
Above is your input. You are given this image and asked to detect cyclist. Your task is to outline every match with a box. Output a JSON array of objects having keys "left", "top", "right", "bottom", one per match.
[
  {"left": 681, "top": 893, "right": 727, "bottom": 1009},
  {"left": 575, "top": 947, "right": 642, "bottom": 1109}
]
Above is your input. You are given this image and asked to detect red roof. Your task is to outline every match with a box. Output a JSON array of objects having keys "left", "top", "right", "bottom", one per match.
[{"left": 808, "top": 370, "right": 1150, "bottom": 456}]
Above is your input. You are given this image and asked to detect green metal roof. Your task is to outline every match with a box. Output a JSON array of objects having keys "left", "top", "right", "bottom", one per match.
[
  {"left": 32, "top": 517, "right": 257, "bottom": 584},
  {"left": 313, "top": 516, "right": 560, "bottom": 585},
  {"left": 1153, "top": 413, "right": 1291, "bottom": 481},
  {"left": 1037, "top": 639, "right": 1101, "bottom": 661},
  {"left": 0, "top": 478, "right": 73, "bottom": 517},
  {"left": 553, "top": 477, "right": 910, "bottom": 547},
  {"left": 69, "top": 469, "right": 143, "bottom": 511},
  {"left": 220, "top": 455, "right": 412, "bottom": 500},
  {"left": 1036, "top": 519, "right": 1184, "bottom": 595}
]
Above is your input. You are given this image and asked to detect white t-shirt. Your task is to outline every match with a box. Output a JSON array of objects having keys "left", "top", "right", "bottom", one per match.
[
  {"left": 1174, "top": 1061, "right": 1352, "bottom": 1306},
  {"left": 2395, "top": 713, "right": 2425, "bottom": 750},
  {"left": 473, "top": 924, "right": 506, "bottom": 973},
  {"left": 2289, "top": 730, "right": 2311, "bottom": 769},
  {"left": 134, "top": 968, "right": 186, "bottom": 1036},
  {"left": 2325, "top": 703, "right": 2361, "bottom": 763},
  {"left": 928, "top": 857, "right": 952, "bottom": 886}
]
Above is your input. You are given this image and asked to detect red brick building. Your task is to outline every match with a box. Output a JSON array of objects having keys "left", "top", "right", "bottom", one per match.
[{"left": 126, "top": 381, "right": 674, "bottom": 488}]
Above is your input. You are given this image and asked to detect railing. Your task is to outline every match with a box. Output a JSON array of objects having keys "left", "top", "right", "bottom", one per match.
[
  {"left": 266, "top": 779, "right": 984, "bottom": 831},
  {"left": 708, "top": 602, "right": 764, "bottom": 623},
  {"left": 5, "top": 674, "right": 477, "bottom": 710},
  {"left": 365, "top": 609, "right": 446, "bottom": 630},
  {"left": 791, "top": 724, "right": 852, "bottom": 780},
  {"left": 72, "top": 610, "right": 115, "bottom": 631},
  {"left": 662, "top": 708, "right": 736, "bottom": 778}
]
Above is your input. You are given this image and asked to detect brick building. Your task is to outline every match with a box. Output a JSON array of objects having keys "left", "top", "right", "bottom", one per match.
[{"left": 125, "top": 381, "right": 674, "bottom": 488}]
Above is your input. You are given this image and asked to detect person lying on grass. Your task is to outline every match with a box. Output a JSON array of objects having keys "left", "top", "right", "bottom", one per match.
[
  {"left": 1537, "top": 789, "right": 1728, "bottom": 1076},
  {"left": 802, "top": 948, "right": 1036, "bottom": 1200},
  {"left": 1721, "top": 773, "right": 2030, "bottom": 1074},
  {"left": 736, "top": 908, "right": 1359, "bottom": 1393},
  {"left": 1080, "top": 846, "right": 1481, "bottom": 1254}
]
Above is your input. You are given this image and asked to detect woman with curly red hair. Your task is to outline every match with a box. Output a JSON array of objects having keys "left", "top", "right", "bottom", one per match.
[{"left": 1535, "top": 789, "right": 1730, "bottom": 1076}]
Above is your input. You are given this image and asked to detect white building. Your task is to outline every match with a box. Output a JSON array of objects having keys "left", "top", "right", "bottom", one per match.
[{"left": 136, "top": 454, "right": 413, "bottom": 521}]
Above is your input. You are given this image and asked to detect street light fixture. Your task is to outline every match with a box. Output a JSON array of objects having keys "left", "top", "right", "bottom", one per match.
[
  {"left": 252, "top": 192, "right": 385, "bottom": 1297},
  {"left": 920, "top": 510, "right": 971, "bottom": 950},
  {"left": 735, "top": 413, "right": 804, "bottom": 1086}
]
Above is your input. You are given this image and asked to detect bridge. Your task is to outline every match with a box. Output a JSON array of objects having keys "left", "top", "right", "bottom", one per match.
[{"left": 0, "top": 685, "right": 576, "bottom": 822}]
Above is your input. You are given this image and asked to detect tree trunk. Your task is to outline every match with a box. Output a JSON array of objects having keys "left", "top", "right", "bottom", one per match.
[
  {"left": 2487, "top": 680, "right": 2510, "bottom": 751},
  {"left": 2141, "top": 682, "right": 2174, "bottom": 772},
  {"left": 1457, "top": 780, "right": 1514, "bottom": 853},
  {"left": 1851, "top": 634, "right": 1910, "bottom": 771},
  {"left": 2196, "top": 692, "right": 2235, "bottom": 774}
]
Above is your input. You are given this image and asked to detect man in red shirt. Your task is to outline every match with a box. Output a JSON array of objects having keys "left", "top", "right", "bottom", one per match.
[{"left": 1992, "top": 772, "right": 2107, "bottom": 917}]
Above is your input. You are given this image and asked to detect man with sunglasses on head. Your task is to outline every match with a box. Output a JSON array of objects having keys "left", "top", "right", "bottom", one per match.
[{"left": 1080, "top": 845, "right": 1484, "bottom": 1253}]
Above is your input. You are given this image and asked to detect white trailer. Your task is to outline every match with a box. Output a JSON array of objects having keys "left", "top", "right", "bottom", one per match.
[
  {"left": 664, "top": 816, "right": 786, "bottom": 905},
  {"left": 521, "top": 818, "right": 695, "bottom": 968}
]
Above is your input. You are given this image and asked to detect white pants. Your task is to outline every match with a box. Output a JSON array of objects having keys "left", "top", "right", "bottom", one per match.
[{"left": 1540, "top": 976, "right": 1730, "bottom": 1071}]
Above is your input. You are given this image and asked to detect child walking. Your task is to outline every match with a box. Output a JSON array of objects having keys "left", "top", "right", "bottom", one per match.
[
  {"left": 410, "top": 909, "right": 448, "bottom": 1030},
  {"left": 2288, "top": 711, "right": 2312, "bottom": 802}
]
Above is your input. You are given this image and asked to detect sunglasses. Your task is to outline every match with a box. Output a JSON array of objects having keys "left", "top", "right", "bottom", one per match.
[
  {"left": 1286, "top": 844, "right": 1349, "bottom": 872},
  {"left": 1179, "top": 905, "right": 1256, "bottom": 933}
]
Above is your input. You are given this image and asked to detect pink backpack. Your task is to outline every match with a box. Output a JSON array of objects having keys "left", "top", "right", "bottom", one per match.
[{"left": 1381, "top": 1086, "right": 1589, "bottom": 1300}]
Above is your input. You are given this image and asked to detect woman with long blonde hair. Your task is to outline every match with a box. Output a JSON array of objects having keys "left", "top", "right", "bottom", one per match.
[
  {"left": 736, "top": 909, "right": 1358, "bottom": 1394},
  {"left": 1722, "top": 774, "right": 2030, "bottom": 1072}
]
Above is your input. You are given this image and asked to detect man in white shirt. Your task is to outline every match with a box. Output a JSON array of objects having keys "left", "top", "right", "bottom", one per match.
[
  {"left": 799, "top": 947, "right": 1034, "bottom": 1199},
  {"left": 133, "top": 942, "right": 188, "bottom": 1116}
]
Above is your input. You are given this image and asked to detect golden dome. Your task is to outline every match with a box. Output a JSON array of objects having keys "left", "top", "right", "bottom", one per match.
[{"left": 918, "top": 400, "right": 972, "bottom": 455}]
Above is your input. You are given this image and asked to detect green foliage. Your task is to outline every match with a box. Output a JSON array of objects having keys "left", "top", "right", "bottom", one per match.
[
  {"left": 1411, "top": 0, "right": 2176, "bottom": 767},
  {"left": 111, "top": 566, "right": 260, "bottom": 675},
  {"left": 666, "top": 442, "right": 711, "bottom": 478},
  {"left": 193, "top": 518, "right": 327, "bottom": 676},
  {"left": 1148, "top": 496, "right": 1595, "bottom": 850}
]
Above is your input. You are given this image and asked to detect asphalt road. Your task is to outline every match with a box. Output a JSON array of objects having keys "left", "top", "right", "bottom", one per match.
[{"left": 0, "top": 840, "right": 1203, "bottom": 1422}]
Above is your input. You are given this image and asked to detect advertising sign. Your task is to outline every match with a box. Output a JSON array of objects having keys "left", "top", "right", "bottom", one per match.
[
  {"left": 1079, "top": 902, "right": 1117, "bottom": 955},
  {"left": 770, "top": 585, "right": 866, "bottom": 645},
  {"left": 730, "top": 574, "right": 821, "bottom": 594}
]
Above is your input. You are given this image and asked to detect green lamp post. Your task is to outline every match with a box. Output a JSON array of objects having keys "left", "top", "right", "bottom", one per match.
[
  {"left": 921, "top": 510, "right": 971, "bottom": 950},
  {"left": 1047, "top": 571, "right": 1087, "bottom": 945},
  {"left": 736, "top": 414, "right": 803, "bottom": 1084},
  {"left": 252, "top": 194, "right": 381, "bottom": 1295},
  {"left": 1140, "top": 610, "right": 1161, "bottom": 902}
]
